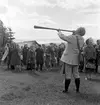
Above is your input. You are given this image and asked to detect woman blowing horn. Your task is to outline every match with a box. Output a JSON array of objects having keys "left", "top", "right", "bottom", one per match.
[{"left": 57, "top": 27, "right": 85, "bottom": 93}]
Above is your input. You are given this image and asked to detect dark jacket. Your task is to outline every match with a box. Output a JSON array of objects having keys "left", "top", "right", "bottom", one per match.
[
  {"left": 35, "top": 48, "right": 44, "bottom": 64},
  {"left": 10, "top": 48, "right": 21, "bottom": 66}
]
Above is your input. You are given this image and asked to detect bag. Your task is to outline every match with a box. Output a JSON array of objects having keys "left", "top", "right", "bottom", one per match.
[
  {"left": 86, "top": 62, "right": 96, "bottom": 69},
  {"left": 76, "top": 36, "right": 83, "bottom": 65}
]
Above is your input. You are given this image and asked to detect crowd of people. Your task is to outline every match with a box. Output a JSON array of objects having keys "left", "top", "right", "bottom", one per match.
[
  {"left": 1, "top": 42, "right": 65, "bottom": 71},
  {"left": 1, "top": 37, "right": 100, "bottom": 76},
  {"left": 0, "top": 38, "right": 100, "bottom": 74}
]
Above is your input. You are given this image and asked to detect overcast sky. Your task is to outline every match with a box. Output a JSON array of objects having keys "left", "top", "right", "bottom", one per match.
[{"left": 0, "top": 0, "right": 100, "bottom": 43}]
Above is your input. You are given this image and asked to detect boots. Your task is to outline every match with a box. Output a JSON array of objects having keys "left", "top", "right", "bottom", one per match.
[
  {"left": 63, "top": 79, "right": 71, "bottom": 93},
  {"left": 75, "top": 78, "right": 80, "bottom": 93}
]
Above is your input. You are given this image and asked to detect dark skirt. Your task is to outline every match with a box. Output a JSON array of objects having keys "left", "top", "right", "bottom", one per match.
[{"left": 10, "top": 49, "right": 21, "bottom": 66}]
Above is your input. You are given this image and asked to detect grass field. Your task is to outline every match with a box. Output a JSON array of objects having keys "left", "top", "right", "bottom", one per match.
[{"left": 0, "top": 67, "right": 100, "bottom": 105}]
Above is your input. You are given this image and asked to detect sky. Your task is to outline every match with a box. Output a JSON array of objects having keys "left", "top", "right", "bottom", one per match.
[{"left": 0, "top": 0, "right": 100, "bottom": 44}]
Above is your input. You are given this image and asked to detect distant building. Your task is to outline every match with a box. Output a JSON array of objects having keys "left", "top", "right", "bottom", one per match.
[{"left": 17, "top": 40, "right": 39, "bottom": 48}]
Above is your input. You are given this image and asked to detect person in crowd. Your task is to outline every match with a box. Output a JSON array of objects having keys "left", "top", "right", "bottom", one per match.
[
  {"left": 54, "top": 46, "right": 58, "bottom": 65},
  {"left": 26, "top": 46, "right": 35, "bottom": 70},
  {"left": 59, "top": 43, "right": 65, "bottom": 67},
  {"left": 44, "top": 46, "right": 51, "bottom": 71},
  {"left": 57, "top": 45, "right": 64, "bottom": 66},
  {"left": 54, "top": 46, "right": 58, "bottom": 67},
  {"left": 21, "top": 46, "right": 24, "bottom": 51},
  {"left": 10, "top": 43, "right": 21, "bottom": 70},
  {"left": 78, "top": 43, "right": 85, "bottom": 72},
  {"left": 83, "top": 38, "right": 96, "bottom": 80},
  {"left": 19, "top": 46, "right": 24, "bottom": 67},
  {"left": 16, "top": 44, "right": 22, "bottom": 71},
  {"left": 57, "top": 46, "right": 61, "bottom": 66},
  {"left": 6, "top": 43, "right": 11, "bottom": 69},
  {"left": 41, "top": 44, "right": 46, "bottom": 69},
  {"left": 22, "top": 44, "right": 28, "bottom": 68},
  {"left": 81, "top": 43, "right": 87, "bottom": 72},
  {"left": 35, "top": 45, "right": 44, "bottom": 71},
  {"left": 57, "top": 27, "right": 85, "bottom": 93},
  {"left": 0, "top": 48, "right": 4, "bottom": 64},
  {"left": 1, "top": 43, "right": 10, "bottom": 68},
  {"left": 95, "top": 40, "right": 100, "bottom": 73},
  {"left": 50, "top": 46, "right": 56, "bottom": 68}
]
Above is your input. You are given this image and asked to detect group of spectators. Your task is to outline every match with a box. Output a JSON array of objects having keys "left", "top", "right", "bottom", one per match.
[
  {"left": 79, "top": 38, "right": 100, "bottom": 79},
  {"left": 1, "top": 42, "right": 64, "bottom": 71},
  {"left": 1, "top": 38, "right": 100, "bottom": 75}
]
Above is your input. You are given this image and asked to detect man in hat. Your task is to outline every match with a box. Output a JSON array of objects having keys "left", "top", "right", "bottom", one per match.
[{"left": 57, "top": 27, "right": 85, "bottom": 93}]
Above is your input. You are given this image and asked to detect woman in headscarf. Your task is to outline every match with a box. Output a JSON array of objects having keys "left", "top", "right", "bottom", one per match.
[
  {"left": 22, "top": 44, "right": 28, "bottom": 67},
  {"left": 10, "top": 43, "right": 21, "bottom": 70},
  {"left": 83, "top": 38, "right": 96, "bottom": 79},
  {"left": 26, "top": 45, "right": 35, "bottom": 70}
]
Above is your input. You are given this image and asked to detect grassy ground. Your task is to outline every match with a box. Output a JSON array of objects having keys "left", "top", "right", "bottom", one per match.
[{"left": 0, "top": 67, "right": 100, "bottom": 105}]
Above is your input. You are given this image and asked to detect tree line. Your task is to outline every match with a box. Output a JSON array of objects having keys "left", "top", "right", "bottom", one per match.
[{"left": 0, "top": 20, "right": 15, "bottom": 48}]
